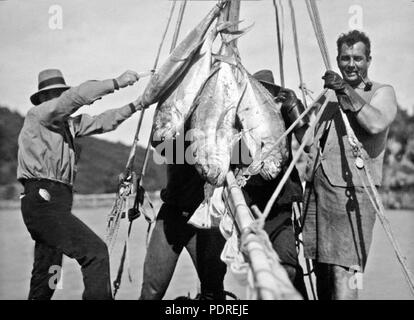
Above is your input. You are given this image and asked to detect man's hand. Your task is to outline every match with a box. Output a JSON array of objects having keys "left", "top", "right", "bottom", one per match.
[
  {"left": 131, "top": 97, "right": 146, "bottom": 112},
  {"left": 276, "top": 87, "right": 309, "bottom": 133},
  {"left": 323, "top": 70, "right": 367, "bottom": 113},
  {"left": 116, "top": 70, "right": 140, "bottom": 89},
  {"left": 322, "top": 70, "right": 347, "bottom": 92},
  {"left": 275, "top": 88, "right": 298, "bottom": 110}
]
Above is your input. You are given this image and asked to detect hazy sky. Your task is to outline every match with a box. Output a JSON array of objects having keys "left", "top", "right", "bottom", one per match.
[{"left": 1, "top": 0, "right": 413, "bottom": 146}]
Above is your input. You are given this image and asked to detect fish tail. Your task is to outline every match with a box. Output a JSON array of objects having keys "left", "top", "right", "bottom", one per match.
[
  {"left": 260, "top": 160, "right": 282, "bottom": 181},
  {"left": 215, "top": 20, "right": 244, "bottom": 33},
  {"left": 246, "top": 160, "right": 263, "bottom": 177},
  {"left": 220, "top": 23, "right": 255, "bottom": 44}
]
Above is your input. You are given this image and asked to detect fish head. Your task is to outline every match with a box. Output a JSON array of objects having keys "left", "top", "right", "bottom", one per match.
[
  {"left": 260, "top": 158, "right": 282, "bottom": 181},
  {"left": 194, "top": 146, "right": 230, "bottom": 187}
]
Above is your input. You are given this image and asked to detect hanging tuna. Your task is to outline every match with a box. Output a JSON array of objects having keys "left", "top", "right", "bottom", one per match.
[
  {"left": 151, "top": 25, "right": 218, "bottom": 144},
  {"left": 189, "top": 43, "right": 242, "bottom": 187},
  {"left": 138, "top": 1, "right": 229, "bottom": 108},
  {"left": 151, "top": 20, "right": 242, "bottom": 145},
  {"left": 236, "top": 67, "right": 289, "bottom": 180}
]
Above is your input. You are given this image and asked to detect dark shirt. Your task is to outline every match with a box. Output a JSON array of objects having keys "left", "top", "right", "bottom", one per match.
[
  {"left": 238, "top": 133, "right": 303, "bottom": 212},
  {"left": 157, "top": 122, "right": 205, "bottom": 213},
  {"left": 160, "top": 163, "right": 205, "bottom": 213}
]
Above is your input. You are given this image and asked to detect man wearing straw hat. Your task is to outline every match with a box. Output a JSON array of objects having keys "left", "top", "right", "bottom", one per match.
[
  {"left": 17, "top": 68, "right": 144, "bottom": 299},
  {"left": 302, "top": 30, "right": 398, "bottom": 300}
]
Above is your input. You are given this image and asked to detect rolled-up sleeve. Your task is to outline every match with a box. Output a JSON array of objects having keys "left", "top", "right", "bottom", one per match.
[
  {"left": 35, "top": 79, "right": 115, "bottom": 128},
  {"left": 71, "top": 104, "right": 136, "bottom": 137}
]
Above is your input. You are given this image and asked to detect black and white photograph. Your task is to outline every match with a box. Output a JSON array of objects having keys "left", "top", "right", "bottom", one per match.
[{"left": 0, "top": 0, "right": 413, "bottom": 307}]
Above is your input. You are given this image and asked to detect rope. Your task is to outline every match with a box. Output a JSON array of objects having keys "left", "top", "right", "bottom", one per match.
[
  {"left": 106, "top": 177, "right": 134, "bottom": 252},
  {"left": 305, "top": 0, "right": 331, "bottom": 70},
  {"left": 152, "top": 1, "right": 177, "bottom": 71},
  {"left": 126, "top": 0, "right": 177, "bottom": 172},
  {"left": 141, "top": 0, "right": 187, "bottom": 178},
  {"left": 107, "top": 0, "right": 176, "bottom": 240},
  {"left": 247, "top": 87, "right": 327, "bottom": 178},
  {"left": 170, "top": 1, "right": 187, "bottom": 53},
  {"left": 270, "top": 98, "right": 314, "bottom": 151},
  {"left": 356, "top": 167, "right": 414, "bottom": 295},
  {"left": 292, "top": 202, "right": 318, "bottom": 300},
  {"left": 240, "top": 219, "right": 302, "bottom": 299},
  {"left": 288, "top": 0, "right": 308, "bottom": 108},
  {"left": 108, "top": 1, "right": 178, "bottom": 298},
  {"left": 272, "top": 0, "right": 285, "bottom": 87},
  {"left": 305, "top": 0, "right": 362, "bottom": 153}
]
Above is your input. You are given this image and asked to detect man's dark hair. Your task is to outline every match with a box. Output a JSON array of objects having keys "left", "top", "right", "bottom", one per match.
[{"left": 336, "top": 30, "right": 371, "bottom": 58}]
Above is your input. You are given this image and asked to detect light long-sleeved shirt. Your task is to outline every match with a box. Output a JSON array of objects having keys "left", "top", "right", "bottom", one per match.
[{"left": 17, "top": 80, "right": 136, "bottom": 186}]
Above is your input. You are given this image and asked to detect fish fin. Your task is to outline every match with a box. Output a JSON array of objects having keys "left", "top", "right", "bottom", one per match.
[
  {"left": 259, "top": 167, "right": 274, "bottom": 181},
  {"left": 233, "top": 127, "right": 258, "bottom": 152},
  {"left": 191, "top": 66, "right": 221, "bottom": 108},
  {"left": 233, "top": 82, "right": 248, "bottom": 131},
  {"left": 208, "top": 64, "right": 222, "bottom": 77},
  {"left": 212, "top": 54, "right": 238, "bottom": 66},
  {"left": 220, "top": 23, "right": 255, "bottom": 44},
  {"left": 216, "top": 20, "right": 244, "bottom": 33},
  {"left": 216, "top": 104, "right": 237, "bottom": 132},
  {"left": 170, "top": 39, "right": 205, "bottom": 62},
  {"left": 246, "top": 160, "right": 263, "bottom": 176}
]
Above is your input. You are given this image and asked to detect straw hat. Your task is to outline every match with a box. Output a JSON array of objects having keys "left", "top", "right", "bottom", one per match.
[
  {"left": 30, "top": 69, "right": 71, "bottom": 105},
  {"left": 252, "top": 69, "right": 281, "bottom": 96}
]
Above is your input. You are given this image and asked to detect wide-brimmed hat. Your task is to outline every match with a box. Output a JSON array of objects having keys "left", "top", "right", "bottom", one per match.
[
  {"left": 30, "top": 69, "right": 71, "bottom": 105},
  {"left": 252, "top": 69, "right": 281, "bottom": 95}
]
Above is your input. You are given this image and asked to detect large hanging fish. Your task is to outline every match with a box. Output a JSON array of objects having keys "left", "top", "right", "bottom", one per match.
[
  {"left": 190, "top": 43, "right": 242, "bottom": 187},
  {"left": 236, "top": 68, "right": 289, "bottom": 180},
  {"left": 139, "top": 1, "right": 228, "bottom": 108},
  {"left": 151, "top": 25, "right": 219, "bottom": 144},
  {"left": 151, "top": 20, "right": 251, "bottom": 146}
]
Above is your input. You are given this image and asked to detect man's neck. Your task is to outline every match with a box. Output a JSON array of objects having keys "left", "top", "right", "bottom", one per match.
[
  {"left": 349, "top": 77, "right": 371, "bottom": 89},
  {"left": 347, "top": 79, "right": 362, "bottom": 89}
]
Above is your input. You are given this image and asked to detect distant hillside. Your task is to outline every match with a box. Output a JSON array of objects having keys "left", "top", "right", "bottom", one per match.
[
  {"left": 0, "top": 107, "right": 23, "bottom": 186},
  {"left": 1, "top": 105, "right": 413, "bottom": 208},
  {"left": 0, "top": 106, "right": 166, "bottom": 199}
]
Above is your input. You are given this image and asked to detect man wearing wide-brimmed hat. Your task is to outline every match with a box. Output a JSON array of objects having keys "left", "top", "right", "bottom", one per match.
[{"left": 17, "top": 68, "right": 144, "bottom": 300}]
